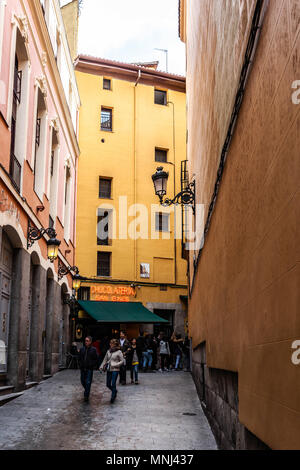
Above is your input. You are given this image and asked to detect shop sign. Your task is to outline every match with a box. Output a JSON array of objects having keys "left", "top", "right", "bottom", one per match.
[{"left": 90, "top": 284, "right": 136, "bottom": 302}]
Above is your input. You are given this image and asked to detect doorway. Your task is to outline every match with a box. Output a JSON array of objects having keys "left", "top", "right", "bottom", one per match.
[{"left": 0, "top": 233, "right": 13, "bottom": 374}]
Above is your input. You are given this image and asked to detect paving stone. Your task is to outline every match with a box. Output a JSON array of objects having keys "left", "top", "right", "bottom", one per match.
[{"left": 0, "top": 369, "right": 217, "bottom": 450}]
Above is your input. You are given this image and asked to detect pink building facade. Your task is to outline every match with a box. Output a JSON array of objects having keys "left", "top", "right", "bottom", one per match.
[{"left": 0, "top": 0, "right": 80, "bottom": 392}]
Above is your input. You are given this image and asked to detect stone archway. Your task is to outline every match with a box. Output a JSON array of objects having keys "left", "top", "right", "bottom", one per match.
[{"left": 1, "top": 223, "right": 29, "bottom": 390}]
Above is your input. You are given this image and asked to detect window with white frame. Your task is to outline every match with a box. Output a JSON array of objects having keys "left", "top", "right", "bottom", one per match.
[
  {"left": 49, "top": 127, "right": 59, "bottom": 224},
  {"left": 33, "top": 88, "right": 47, "bottom": 200},
  {"left": 64, "top": 163, "right": 72, "bottom": 241},
  {"left": 9, "top": 28, "right": 30, "bottom": 193}
]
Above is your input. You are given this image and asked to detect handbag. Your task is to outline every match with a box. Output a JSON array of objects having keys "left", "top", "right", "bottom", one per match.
[{"left": 102, "top": 352, "right": 112, "bottom": 372}]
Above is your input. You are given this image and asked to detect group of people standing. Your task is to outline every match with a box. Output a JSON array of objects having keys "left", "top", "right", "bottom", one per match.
[{"left": 78, "top": 330, "right": 190, "bottom": 404}]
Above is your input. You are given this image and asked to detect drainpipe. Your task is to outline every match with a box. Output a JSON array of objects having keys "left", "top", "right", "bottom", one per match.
[
  {"left": 167, "top": 101, "right": 177, "bottom": 285},
  {"left": 133, "top": 70, "right": 141, "bottom": 281}
]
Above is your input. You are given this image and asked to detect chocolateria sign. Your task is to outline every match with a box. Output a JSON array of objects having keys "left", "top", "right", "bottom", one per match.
[{"left": 90, "top": 285, "right": 136, "bottom": 302}]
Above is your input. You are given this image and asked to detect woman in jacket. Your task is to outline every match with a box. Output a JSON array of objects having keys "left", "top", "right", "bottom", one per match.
[{"left": 99, "top": 339, "right": 124, "bottom": 403}]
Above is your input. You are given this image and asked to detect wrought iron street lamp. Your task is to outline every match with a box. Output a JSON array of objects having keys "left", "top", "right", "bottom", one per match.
[
  {"left": 27, "top": 221, "right": 61, "bottom": 262},
  {"left": 58, "top": 262, "right": 80, "bottom": 282},
  {"left": 72, "top": 273, "right": 82, "bottom": 292},
  {"left": 152, "top": 166, "right": 195, "bottom": 214}
]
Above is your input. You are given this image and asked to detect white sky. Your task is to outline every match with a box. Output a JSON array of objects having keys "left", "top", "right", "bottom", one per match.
[{"left": 74, "top": 0, "right": 186, "bottom": 76}]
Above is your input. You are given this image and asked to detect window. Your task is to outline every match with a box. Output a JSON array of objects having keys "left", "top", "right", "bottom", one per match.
[
  {"left": 9, "top": 55, "right": 22, "bottom": 192},
  {"left": 33, "top": 87, "right": 47, "bottom": 199},
  {"left": 97, "top": 252, "right": 111, "bottom": 277},
  {"left": 154, "top": 89, "right": 167, "bottom": 105},
  {"left": 155, "top": 148, "right": 168, "bottom": 163},
  {"left": 101, "top": 107, "right": 112, "bottom": 131},
  {"left": 64, "top": 164, "right": 71, "bottom": 240},
  {"left": 50, "top": 150, "right": 54, "bottom": 177},
  {"left": 103, "top": 78, "right": 111, "bottom": 90},
  {"left": 49, "top": 128, "right": 59, "bottom": 223},
  {"left": 97, "top": 209, "right": 112, "bottom": 246},
  {"left": 155, "top": 213, "right": 169, "bottom": 232},
  {"left": 78, "top": 287, "right": 90, "bottom": 301},
  {"left": 9, "top": 28, "right": 30, "bottom": 193},
  {"left": 40, "top": 0, "right": 46, "bottom": 15},
  {"left": 99, "top": 177, "right": 112, "bottom": 199}
]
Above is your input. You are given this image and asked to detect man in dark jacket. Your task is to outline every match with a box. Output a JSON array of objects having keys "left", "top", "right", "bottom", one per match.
[
  {"left": 119, "top": 331, "right": 130, "bottom": 385},
  {"left": 79, "top": 336, "right": 98, "bottom": 401}
]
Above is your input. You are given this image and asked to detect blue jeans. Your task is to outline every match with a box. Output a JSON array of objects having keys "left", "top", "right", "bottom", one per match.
[
  {"left": 81, "top": 369, "right": 93, "bottom": 398},
  {"left": 175, "top": 354, "right": 181, "bottom": 369},
  {"left": 131, "top": 364, "right": 139, "bottom": 382},
  {"left": 106, "top": 371, "right": 119, "bottom": 400},
  {"left": 142, "top": 351, "right": 153, "bottom": 368}
]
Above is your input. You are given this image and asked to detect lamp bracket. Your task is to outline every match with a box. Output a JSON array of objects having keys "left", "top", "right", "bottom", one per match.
[
  {"left": 58, "top": 261, "right": 79, "bottom": 281},
  {"left": 160, "top": 180, "right": 195, "bottom": 214},
  {"left": 27, "top": 220, "right": 57, "bottom": 249}
]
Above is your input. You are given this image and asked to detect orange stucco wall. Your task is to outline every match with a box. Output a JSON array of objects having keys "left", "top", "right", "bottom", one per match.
[{"left": 185, "top": 0, "right": 300, "bottom": 449}]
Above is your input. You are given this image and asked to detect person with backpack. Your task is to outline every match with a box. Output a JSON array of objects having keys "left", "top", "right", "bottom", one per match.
[
  {"left": 158, "top": 335, "right": 171, "bottom": 371},
  {"left": 99, "top": 339, "right": 124, "bottom": 403}
]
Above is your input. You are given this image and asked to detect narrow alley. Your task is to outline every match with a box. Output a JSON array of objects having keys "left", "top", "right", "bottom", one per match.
[{"left": 0, "top": 370, "right": 217, "bottom": 450}]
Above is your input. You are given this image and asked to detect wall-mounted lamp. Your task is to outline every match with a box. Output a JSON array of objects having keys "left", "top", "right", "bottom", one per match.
[
  {"left": 152, "top": 166, "right": 195, "bottom": 214},
  {"left": 58, "top": 262, "right": 80, "bottom": 282},
  {"left": 27, "top": 221, "right": 61, "bottom": 262}
]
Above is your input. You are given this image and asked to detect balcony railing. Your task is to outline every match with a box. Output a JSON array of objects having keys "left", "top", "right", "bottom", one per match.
[{"left": 9, "top": 154, "right": 21, "bottom": 193}]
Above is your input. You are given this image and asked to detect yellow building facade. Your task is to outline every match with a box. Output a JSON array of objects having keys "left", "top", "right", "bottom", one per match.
[{"left": 75, "top": 56, "right": 187, "bottom": 340}]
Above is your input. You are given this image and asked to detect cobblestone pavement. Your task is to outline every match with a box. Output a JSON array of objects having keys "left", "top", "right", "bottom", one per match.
[{"left": 0, "top": 370, "right": 217, "bottom": 450}]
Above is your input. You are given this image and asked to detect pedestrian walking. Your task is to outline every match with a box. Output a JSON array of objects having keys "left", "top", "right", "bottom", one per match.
[
  {"left": 183, "top": 335, "right": 191, "bottom": 371},
  {"left": 126, "top": 338, "right": 142, "bottom": 384},
  {"left": 136, "top": 331, "right": 146, "bottom": 369},
  {"left": 142, "top": 332, "right": 154, "bottom": 372},
  {"left": 119, "top": 330, "right": 131, "bottom": 385},
  {"left": 79, "top": 336, "right": 99, "bottom": 402},
  {"left": 159, "top": 335, "right": 171, "bottom": 371},
  {"left": 100, "top": 339, "right": 124, "bottom": 403},
  {"left": 171, "top": 332, "right": 184, "bottom": 370}
]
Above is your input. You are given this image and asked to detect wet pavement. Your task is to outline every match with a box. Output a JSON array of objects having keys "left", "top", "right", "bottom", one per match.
[{"left": 0, "top": 369, "right": 217, "bottom": 450}]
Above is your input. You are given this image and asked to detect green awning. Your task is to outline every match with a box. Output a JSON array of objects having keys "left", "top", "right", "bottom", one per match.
[{"left": 77, "top": 301, "right": 169, "bottom": 324}]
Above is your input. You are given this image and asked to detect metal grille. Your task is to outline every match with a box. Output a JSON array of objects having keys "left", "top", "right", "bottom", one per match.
[
  {"left": 97, "top": 252, "right": 111, "bottom": 277},
  {"left": 155, "top": 148, "right": 167, "bottom": 162},
  {"left": 99, "top": 178, "right": 111, "bottom": 199}
]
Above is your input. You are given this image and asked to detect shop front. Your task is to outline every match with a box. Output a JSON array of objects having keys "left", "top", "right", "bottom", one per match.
[
  {"left": 75, "top": 281, "right": 188, "bottom": 346},
  {"left": 75, "top": 300, "right": 169, "bottom": 343}
]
